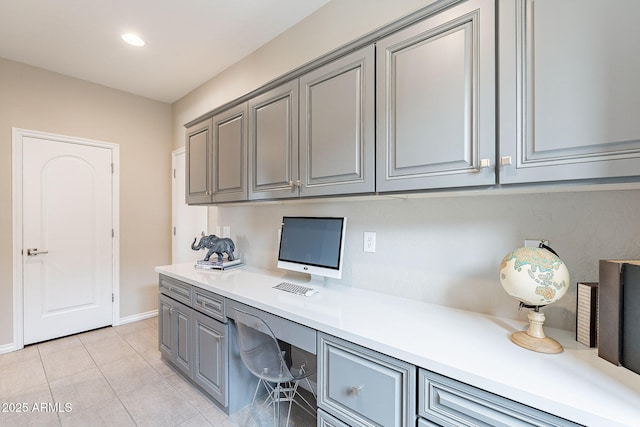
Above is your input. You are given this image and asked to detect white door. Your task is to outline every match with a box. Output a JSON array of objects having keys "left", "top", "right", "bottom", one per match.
[
  {"left": 22, "top": 135, "right": 114, "bottom": 345},
  {"left": 172, "top": 148, "right": 208, "bottom": 263}
]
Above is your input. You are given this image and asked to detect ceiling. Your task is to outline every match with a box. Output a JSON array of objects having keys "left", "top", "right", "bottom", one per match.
[{"left": 0, "top": 0, "right": 330, "bottom": 103}]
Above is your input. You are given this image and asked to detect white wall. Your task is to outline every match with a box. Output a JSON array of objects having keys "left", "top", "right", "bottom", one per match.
[
  {"left": 172, "top": 0, "right": 640, "bottom": 331},
  {"left": 171, "top": 0, "right": 432, "bottom": 148},
  {"left": 0, "top": 57, "right": 172, "bottom": 346},
  {"left": 212, "top": 189, "right": 640, "bottom": 330}
]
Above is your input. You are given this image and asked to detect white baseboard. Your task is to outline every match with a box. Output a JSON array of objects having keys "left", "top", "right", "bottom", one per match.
[
  {"left": 0, "top": 342, "right": 21, "bottom": 355},
  {"left": 119, "top": 310, "right": 158, "bottom": 325}
]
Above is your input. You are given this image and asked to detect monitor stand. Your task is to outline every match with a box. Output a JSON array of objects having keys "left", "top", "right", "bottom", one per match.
[
  {"left": 282, "top": 272, "right": 326, "bottom": 288},
  {"left": 307, "top": 274, "right": 326, "bottom": 287}
]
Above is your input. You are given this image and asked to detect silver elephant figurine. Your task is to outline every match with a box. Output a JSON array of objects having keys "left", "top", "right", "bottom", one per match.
[{"left": 191, "top": 233, "right": 236, "bottom": 262}]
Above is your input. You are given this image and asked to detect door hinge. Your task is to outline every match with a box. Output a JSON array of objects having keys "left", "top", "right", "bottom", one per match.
[
  {"left": 111, "top": 163, "right": 114, "bottom": 173},
  {"left": 173, "top": 226, "right": 176, "bottom": 236},
  {"left": 173, "top": 168, "right": 176, "bottom": 179},
  {"left": 112, "top": 229, "right": 115, "bottom": 238},
  {"left": 112, "top": 293, "right": 115, "bottom": 302}
]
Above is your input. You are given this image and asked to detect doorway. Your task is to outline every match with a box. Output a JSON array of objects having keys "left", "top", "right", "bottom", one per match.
[
  {"left": 172, "top": 147, "right": 208, "bottom": 264},
  {"left": 12, "top": 128, "right": 119, "bottom": 348}
]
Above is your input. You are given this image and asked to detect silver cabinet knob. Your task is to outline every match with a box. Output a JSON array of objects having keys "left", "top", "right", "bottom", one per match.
[{"left": 349, "top": 385, "right": 364, "bottom": 396}]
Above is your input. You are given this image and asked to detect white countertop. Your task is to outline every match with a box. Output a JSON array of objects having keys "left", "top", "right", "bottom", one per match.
[{"left": 156, "top": 263, "right": 640, "bottom": 427}]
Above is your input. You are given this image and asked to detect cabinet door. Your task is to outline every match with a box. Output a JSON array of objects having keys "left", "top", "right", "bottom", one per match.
[
  {"left": 172, "top": 300, "right": 193, "bottom": 377},
  {"left": 211, "top": 103, "right": 248, "bottom": 202},
  {"left": 248, "top": 80, "right": 299, "bottom": 200},
  {"left": 299, "top": 45, "right": 375, "bottom": 197},
  {"left": 192, "top": 310, "right": 227, "bottom": 406},
  {"left": 376, "top": 0, "right": 495, "bottom": 192},
  {"left": 159, "top": 294, "right": 193, "bottom": 377},
  {"left": 185, "top": 119, "right": 213, "bottom": 204},
  {"left": 158, "top": 294, "right": 173, "bottom": 359},
  {"left": 499, "top": 0, "right": 640, "bottom": 184}
]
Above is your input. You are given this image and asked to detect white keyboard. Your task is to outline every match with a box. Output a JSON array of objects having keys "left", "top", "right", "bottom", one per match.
[{"left": 273, "top": 282, "right": 318, "bottom": 297}]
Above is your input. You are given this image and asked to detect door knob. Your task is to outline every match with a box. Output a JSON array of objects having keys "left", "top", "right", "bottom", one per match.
[{"left": 26, "top": 248, "right": 49, "bottom": 256}]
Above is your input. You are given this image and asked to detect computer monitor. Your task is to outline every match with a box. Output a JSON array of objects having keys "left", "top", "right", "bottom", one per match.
[{"left": 277, "top": 216, "right": 346, "bottom": 284}]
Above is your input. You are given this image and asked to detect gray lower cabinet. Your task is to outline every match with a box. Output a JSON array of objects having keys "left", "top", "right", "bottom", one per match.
[
  {"left": 418, "top": 370, "right": 579, "bottom": 427},
  {"left": 376, "top": 0, "right": 496, "bottom": 192},
  {"left": 158, "top": 276, "right": 256, "bottom": 413},
  {"left": 192, "top": 309, "right": 227, "bottom": 406},
  {"left": 498, "top": 0, "right": 640, "bottom": 184},
  {"left": 318, "top": 408, "right": 350, "bottom": 427},
  {"left": 158, "top": 294, "right": 193, "bottom": 378},
  {"left": 318, "top": 332, "right": 416, "bottom": 427}
]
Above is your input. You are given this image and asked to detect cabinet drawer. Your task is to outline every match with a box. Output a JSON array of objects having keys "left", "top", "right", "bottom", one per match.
[
  {"left": 193, "top": 287, "right": 226, "bottom": 322},
  {"left": 318, "top": 408, "right": 350, "bottom": 427},
  {"left": 318, "top": 333, "right": 415, "bottom": 427},
  {"left": 418, "top": 370, "right": 579, "bottom": 427},
  {"left": 159, "top": 274, "right": 192, "bottom": 305},
  {"left": 417, "top": 418, "right": 439, "bottom": 427},
  {"left": 226, "top": 299, "right": 316, "bottom": 354}
]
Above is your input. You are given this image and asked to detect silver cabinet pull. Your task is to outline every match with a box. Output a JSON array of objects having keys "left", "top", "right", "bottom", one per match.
[
  {"left": 26, "top": 248, "right": 48, "bottom": 256},
  {"left": 349, "top": 385, "right": 364, "bottom": 396},
  {"left": 479, "top": 159, "right": 491, "bottom": 168},
  {"left": 500, "top": 156, "right": 513, "bottom": 166}
]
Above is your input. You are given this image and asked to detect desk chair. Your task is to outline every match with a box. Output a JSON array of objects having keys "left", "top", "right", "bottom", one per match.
[{"left": 234, "top": 309, "right": 316, "bottom": 426}]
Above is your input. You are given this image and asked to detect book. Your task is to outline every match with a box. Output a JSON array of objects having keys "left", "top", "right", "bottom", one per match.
[
  {"left": 622, "top": 263, "right": 640, "bottom": 375},
  {"left": 598, "top": 260, "right": 640, "bottom": 367},
  {"left": 576, "top": 282, "right": 598, "bottom": 347},
  {"left": 195, "top": 258, "right": 243, "bottom": 270}
]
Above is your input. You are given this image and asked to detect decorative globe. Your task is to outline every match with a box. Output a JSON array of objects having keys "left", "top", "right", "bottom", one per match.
[{"left": 499, "top": 246, "right": 570, "bottom": 306}]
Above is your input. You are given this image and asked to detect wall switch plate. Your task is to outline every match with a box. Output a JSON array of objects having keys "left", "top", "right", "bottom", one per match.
[
  {"left": 223, "top": 226, "right": 231, "bottom": 238},
  {"left": 525, "top": 239, "right": 548, "bottom": 248},
  {"left": 364, "top": 231, "right": 376, "bottom": 253}
]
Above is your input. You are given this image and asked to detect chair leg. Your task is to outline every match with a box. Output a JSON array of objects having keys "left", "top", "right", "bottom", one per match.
[{"left": 286, "top": 379, "right": 316, "bottom": 421}]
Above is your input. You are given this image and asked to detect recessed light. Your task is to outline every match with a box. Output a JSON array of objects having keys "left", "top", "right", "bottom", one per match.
[{"left": 121, "top": 33, "right": 145, "bottom": 47}]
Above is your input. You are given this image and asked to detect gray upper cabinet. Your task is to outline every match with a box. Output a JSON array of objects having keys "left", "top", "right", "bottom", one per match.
[
  {"left": 499, "top": 0, "right": 640, "bottom": 184},
  {"left": 248, "top": 80, "right": 299, "bottom": 200},
  {"left": 185, "top": 119, "right": 213, "bottom": 204},
  {"left": 376, "top": 0, "right": 496, "bottom": 192},
  {"left": 211, "top": 103, "right": 248, "bottom": 202},
  {"left": 299, "top": 45, "right": 375, "bottom": 197}
]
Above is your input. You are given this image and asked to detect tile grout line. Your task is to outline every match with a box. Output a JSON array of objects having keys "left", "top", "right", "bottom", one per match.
[
  {"left": 113, "top": 321, "right": 208, "bottom": 426},
  {"left": 79, "top": 328, "right": 140, "bottom": 426},
  {"left": 35, "top": 344, "right": 62, "bottom": 427},
  {"left": 114, "top": 321, "right": 211, "bottom": 426}
]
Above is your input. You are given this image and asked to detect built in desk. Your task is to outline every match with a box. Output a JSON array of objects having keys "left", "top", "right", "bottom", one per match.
[{"left": 156, "top": 263, "right": 640, "bottom": 427}]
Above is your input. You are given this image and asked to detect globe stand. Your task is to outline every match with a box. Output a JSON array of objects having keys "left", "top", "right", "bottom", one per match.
[{"left": 511, "top": 303, "right": 563, "bottom": 354}]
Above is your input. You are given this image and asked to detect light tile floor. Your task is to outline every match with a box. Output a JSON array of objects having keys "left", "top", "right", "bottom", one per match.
[{"left": 0, "top": 317, "right": 316, "bottom": 426}]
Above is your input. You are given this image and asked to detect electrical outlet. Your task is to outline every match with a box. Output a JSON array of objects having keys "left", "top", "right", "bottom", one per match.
[
  {"left": 223, "top": 226, "right": 231, "bottom": 238},
  {"left": 525, "top": 239, "right": 548, "bottom": 248},
  {"left": 364, "top": 231, "right": 376, "bottom": 253}
]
